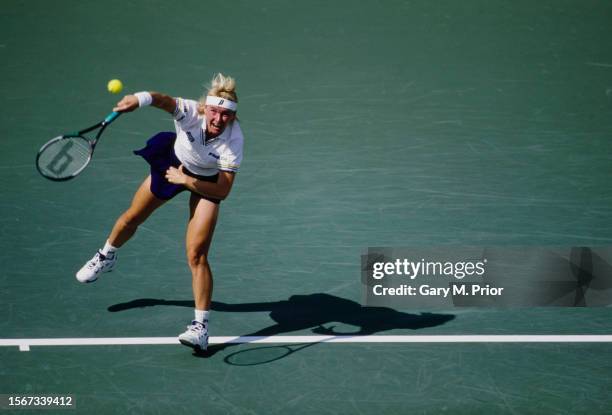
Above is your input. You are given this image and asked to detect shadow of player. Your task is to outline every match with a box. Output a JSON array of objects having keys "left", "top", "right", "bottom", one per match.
[
  {"left": 205, "top": 293, "right": 454, "bottom": 357},
  {"left": 109, "top": 293, "right": 455, "bottom": 358},
  {"left": 214, "top": 293, "right": 454, "bottom": 335}
]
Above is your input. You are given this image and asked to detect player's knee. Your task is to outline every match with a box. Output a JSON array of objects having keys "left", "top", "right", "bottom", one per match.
[
  {"left": 119, "top": 210, "right": 147, "bottom": 230},
  {"left": 186, "top": 249, "right": 209, "bottom": 268}
]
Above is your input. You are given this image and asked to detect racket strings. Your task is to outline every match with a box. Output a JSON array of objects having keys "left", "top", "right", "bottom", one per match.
[{"left": 37, "top": 137, "right": 92, "bottom": 179}]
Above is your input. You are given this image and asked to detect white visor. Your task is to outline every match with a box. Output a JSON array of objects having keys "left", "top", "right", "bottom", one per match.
[{"left": 205, "top": 96, "right": 237, "bottom": 112}]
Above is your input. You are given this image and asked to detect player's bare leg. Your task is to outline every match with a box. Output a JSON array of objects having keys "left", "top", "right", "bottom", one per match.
[
  {"left": 108, "top": 175, "right": 167, "bottom": 247},
  {"left": 178, "top": 193, "right": 219, "bottom": 350},
  {"left": 76, "top": 175, "right": 166, "bottom": 283}
]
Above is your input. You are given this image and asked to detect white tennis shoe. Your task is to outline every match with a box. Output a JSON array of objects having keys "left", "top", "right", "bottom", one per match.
[
  {"left": 178, "top": 321, "right": 209, "bottom": 351},
  {"left": 75, "top": 251, "right": 117, "bottom": 283}
]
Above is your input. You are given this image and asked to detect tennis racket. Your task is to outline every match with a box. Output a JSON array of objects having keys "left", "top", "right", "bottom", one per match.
[{"left": 36, "top": 111, "right": 121, "bottom": 181}]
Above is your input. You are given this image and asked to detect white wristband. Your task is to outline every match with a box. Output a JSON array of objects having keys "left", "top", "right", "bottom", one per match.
[{"left": 134, "top": 91, "right": 153, "bottom": 107}]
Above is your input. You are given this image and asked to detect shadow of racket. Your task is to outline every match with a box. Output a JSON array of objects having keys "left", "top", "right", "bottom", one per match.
[{"left": 223, "top": 342, "right": 319, "bottom": 366}]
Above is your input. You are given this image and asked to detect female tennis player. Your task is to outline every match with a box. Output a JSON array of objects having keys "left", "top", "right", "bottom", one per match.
[{"left": 76, "top": 73, "right": 244, "bottom": 351}]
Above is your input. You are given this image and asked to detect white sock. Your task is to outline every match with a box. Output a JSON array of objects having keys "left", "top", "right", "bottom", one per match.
[
  {"left": 101, "top": 240, "right": 118, "bottom": 256},
  {"left": 195, "top": 309, "right": 209, "bottom": 325}
]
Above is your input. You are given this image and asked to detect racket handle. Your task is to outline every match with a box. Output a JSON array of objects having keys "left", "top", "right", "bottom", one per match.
[{"left": 104, "top": 111, "right": 121, "bottom": 124}]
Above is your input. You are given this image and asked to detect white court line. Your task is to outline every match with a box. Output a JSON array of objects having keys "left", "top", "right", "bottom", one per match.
[{"left": 2, "top": 335, "right": 612, "bottom": 352}]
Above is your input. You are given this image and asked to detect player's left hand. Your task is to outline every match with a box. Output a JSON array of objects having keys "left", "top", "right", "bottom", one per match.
[
  {"left": 113, "top": 95, "right": 139, "bottom": 112},
  {"left": 165, "top": 165, "right": 187, "bottom": 185}
]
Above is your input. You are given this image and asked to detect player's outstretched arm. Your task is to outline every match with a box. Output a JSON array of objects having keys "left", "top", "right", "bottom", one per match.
[{"left": 113, "top": 92, "right": 177, "bottom": 115}]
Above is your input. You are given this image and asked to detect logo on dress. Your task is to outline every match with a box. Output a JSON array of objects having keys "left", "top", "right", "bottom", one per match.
[
  {"left": 186, "top": 132, "right": 196, "bottom": 142},
  {"left": 208, "top": 152, "right": 220, "bottom": 160}
]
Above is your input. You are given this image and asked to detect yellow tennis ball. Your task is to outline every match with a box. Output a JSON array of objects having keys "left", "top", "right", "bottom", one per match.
[{"left": 107, "top": 79, "right": 123, "bottom": 94}]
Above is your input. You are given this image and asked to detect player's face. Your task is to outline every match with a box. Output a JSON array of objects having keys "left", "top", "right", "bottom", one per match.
[{"left": 205, "top": 105, "right": 236, "bottom": 137}]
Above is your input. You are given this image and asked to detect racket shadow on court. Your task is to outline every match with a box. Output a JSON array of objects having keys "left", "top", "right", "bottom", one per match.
[{"left": 109, "top": 293, "right": 455, "bottom": 364}]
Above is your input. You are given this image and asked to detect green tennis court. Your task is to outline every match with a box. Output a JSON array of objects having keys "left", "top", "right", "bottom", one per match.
[{"left": 1, "top": 0, "right": 612, "bottom": 413}]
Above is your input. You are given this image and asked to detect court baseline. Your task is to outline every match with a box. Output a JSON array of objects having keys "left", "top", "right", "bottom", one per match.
[{"left": 2, "top": 335, "right": 612, "bottom": 352}]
